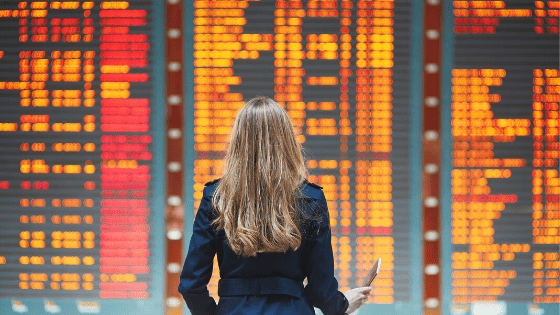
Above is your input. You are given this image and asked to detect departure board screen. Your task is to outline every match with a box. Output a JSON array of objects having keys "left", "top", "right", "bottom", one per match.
[
  {"left": 0, "top": 1, "right": 163, "bottom": 314},
  {"left": 442, "top": 1, "right": 559, "bottom": 314},
  {"left": 187, "top": 0, "right": 418, "bottom": 310}
]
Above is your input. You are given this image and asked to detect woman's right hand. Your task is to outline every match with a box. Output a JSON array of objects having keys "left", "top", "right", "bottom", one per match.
[{"left": 343, "top": 287, "right": 372, "bottom": 314}]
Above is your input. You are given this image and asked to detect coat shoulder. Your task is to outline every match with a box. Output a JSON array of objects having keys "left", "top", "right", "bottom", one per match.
[
  {"left": 297, "top": 179, "right": 324, "bottom": 203},
  {"left": 202, "top": 179, "right": 220, "bottom": 200},
  {"left": 204, "top": 178, "right": 220, "bottom": 187},
  {"left": 303, "top": 179, "right": 323, "bottom": 190}
]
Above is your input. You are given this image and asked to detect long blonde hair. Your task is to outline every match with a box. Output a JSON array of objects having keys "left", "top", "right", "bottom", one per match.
[{"left": 212, "top": 96, "right": 308, "bottom": 257}]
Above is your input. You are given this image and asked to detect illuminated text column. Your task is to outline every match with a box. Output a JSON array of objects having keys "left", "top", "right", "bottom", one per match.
[
  {"left": 531, "top": 68, "right": 559, "bottom": 304},
  {"left": 450, "top": 69, "right": 530, "bottom": 303},
  {"left": 99, "top": 1, "right": 151, "bottom": 299},
  {"left": 355, "top": 0, "right": 395, "bottom": 304}
]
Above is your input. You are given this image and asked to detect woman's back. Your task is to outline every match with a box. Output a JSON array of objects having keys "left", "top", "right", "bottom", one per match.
[
  {"left": 179, "top": 179, "right": 349, "bottom": 315},
  {"left": 211, "top": 179, "right": 320, "bottom": 281},
  {"left": 178, "top": 97, "right": 352, "bottom": 315}
]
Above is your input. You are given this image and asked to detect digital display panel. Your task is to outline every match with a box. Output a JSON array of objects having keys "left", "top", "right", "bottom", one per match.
[
  {"left": 187, "top": 0, "right": 418, "bottom": 310},
  {"left": 0, "top": 1, "right": 163, "bottom": 314},
  {"left": 0, "top": 1, "right": 555, "bottom": 315},
  {"left": 442, "top": 0, "right": 559, "bottom": 314}
]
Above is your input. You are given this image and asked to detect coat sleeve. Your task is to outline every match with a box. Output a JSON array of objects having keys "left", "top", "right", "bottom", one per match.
[
  {"left": 303, "top": 191, "right": 349, "bottom": 315},
  {"left": 178, "top": 187, "right": 217, "bottom": 315}
]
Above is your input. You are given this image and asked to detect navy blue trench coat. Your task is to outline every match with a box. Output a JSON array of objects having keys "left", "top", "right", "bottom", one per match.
[{"left": 178, "top": 180, "right": 349, "bottom": 315}]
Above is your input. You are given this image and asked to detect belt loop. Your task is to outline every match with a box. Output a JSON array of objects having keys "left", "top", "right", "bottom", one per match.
[{"left": 218, "top": 277, "right": 303, "bottom": 298}]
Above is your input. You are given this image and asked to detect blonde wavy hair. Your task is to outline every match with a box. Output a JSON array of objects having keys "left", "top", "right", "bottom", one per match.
[{"left": 212, "top": 96, "right": 308, "bottom": 257}]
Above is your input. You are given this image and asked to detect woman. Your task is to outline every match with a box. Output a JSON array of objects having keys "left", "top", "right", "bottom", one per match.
[{"left": 179, "top": 97, "right": 372, "bottom": 315}]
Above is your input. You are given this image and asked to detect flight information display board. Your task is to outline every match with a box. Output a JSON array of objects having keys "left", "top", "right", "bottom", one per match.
[
  {"left": 186, "top": 1, "right": 422, "bottom": 313},
  {"left": 0, "top": 1, "right": 164, "bottom": 314},
  {"left": 442, "top": 1, "right": 559, "bottom": 315}
]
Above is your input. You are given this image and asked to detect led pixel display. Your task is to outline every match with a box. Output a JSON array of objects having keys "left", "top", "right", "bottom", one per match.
[
  {"left": 188, "top": 0, "right": 414, "bottom": 305},
  {"left": 444, "top": 0, "right": 559, "bottom": 312},
  {"left": 0, "top": 1, "right": 160, "bottom": 313}
]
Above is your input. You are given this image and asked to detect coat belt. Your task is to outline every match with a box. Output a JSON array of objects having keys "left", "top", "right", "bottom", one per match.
[{"left": 218, "top": 277, "right": 303, "bottom": 298}]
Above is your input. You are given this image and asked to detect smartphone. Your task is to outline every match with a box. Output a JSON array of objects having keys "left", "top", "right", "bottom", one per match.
[{"left": 361, "top": 258, "right": 381, "bottom": 287}]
